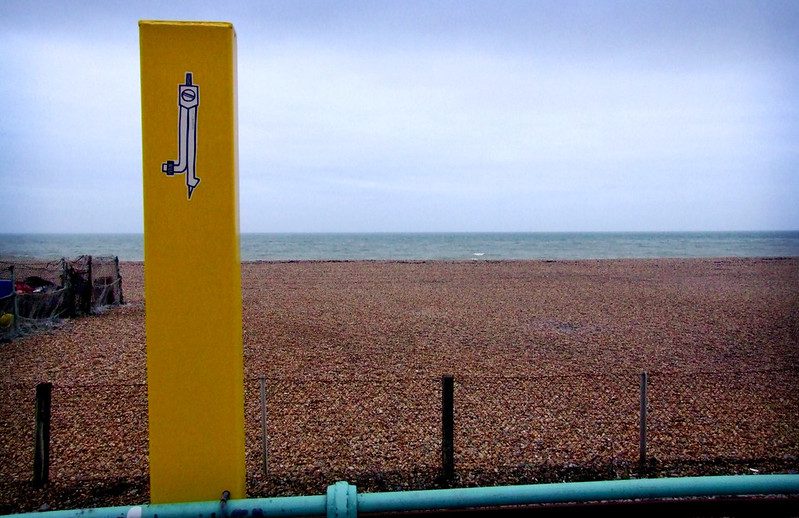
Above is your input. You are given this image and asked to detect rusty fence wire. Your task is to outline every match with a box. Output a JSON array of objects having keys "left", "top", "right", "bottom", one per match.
[{"left": 1, "top": 368, "right": 797, "bottom": 492}]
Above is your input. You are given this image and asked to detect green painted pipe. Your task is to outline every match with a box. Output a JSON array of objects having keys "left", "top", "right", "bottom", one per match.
[
  {"left": 2, "top": 494, "right": 327, "bottom": 518},
  {"left": 357, "top": 474, "right": 799, "bottom": 513},
  {"left": 3, "top": 475, "right": 798, "bottom": 518}
]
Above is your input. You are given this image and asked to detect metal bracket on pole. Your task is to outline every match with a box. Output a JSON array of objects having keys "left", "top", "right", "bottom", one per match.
[{"left": 326, "top": 481, "right": 357, "bottom": 518}]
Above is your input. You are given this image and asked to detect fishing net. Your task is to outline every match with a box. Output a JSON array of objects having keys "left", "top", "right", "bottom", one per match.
[
  {"left": 0, "top": 256, "right": 123, "bottom": 339},
  {"left": 67, "top": 256, "right": 123, "bottom": 313}
]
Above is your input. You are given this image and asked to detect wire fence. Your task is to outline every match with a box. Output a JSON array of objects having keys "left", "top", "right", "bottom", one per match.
[
  {"left": 0, "top": 256, "right": 123, "bottom": 340},
  {"left": 1, "top": 368, "right": 797, "bottom": 495}
]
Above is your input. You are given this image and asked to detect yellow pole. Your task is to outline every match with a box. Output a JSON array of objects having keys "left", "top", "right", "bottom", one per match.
[{"left": 139, "top": 20, "right": 244, "bottom": 503}]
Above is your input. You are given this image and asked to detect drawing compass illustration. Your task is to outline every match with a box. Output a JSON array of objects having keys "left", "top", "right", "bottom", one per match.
[{"left": 162, "top": 72, "right": 200, "bottom": 199}]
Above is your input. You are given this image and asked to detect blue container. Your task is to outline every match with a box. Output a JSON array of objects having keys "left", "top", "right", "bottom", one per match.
[{"left": 0, "top": 279, "right": 13, "bottom": 298}]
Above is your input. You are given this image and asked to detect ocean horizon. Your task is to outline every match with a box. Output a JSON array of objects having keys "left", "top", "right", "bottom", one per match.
[{"left": 1, "top": 231, "right": 798, "bottom": 262}]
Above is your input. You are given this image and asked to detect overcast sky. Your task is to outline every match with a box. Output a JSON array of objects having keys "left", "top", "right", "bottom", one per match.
[{"left": 1, "top": 1, "right": 797, "bottom": 233}]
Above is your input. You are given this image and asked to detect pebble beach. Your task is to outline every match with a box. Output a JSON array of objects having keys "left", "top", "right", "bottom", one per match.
[{"left": 1, "top": 258, "right": 798, "bottom": 511}]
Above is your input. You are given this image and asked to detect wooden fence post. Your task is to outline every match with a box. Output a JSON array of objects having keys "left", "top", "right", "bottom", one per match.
[
  {"left": 114, "top": 256, "right": 124, "bottom": 305},
  {"left": 441, "top": 374, "right": 455, "bottom": 483},
  {"left": 33, "top": 382, "right": 52, "bottom": 488},
  {"left": 639, "top": 371, "right": 648, "bottom": 474},
  {"left": 86, "top": 256, "right": 93, "bottom": 313},
  {"left": 60, "top": 258, "right": 74, "bottom": 318},
  {"left": 11, "top": 265, "right": 19, "bottom": 333}
]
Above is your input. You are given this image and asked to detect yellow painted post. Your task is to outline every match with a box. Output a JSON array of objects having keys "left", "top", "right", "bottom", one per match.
[{"left": 139, "top": 21, "right": 244, "bottom": 503}]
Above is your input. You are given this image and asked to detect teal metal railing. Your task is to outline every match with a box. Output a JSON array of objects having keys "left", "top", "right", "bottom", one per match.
[{"left": 4, "top": 475, "right": 799, "bottom": 518}]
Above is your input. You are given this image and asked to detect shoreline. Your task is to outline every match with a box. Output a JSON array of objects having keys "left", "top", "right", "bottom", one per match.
[
  {"left": 3, "top": 231, "right": 798, "bottom": 263},
  {"left": 4, "top": 255, "right": 797, "bottom": 263}
]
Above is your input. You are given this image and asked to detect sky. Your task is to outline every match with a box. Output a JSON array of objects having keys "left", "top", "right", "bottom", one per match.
[{"left": 0, "top": 0, "right": 797, "bottom": 233}]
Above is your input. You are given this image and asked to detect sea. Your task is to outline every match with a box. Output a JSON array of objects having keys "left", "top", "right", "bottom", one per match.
[{"left": 1, "top": 232, "right": 798, "bottom": 261}]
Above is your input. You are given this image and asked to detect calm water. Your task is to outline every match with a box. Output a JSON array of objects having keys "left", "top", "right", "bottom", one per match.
[{"left": 1, "top": 232, "right": 798, "bottom": 261}]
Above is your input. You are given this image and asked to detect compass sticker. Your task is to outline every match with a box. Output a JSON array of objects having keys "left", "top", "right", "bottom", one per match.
[{"left": 162, "top": 72, "right": 200, "bottom": 199}]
